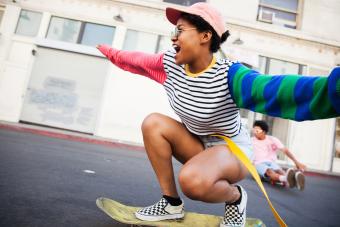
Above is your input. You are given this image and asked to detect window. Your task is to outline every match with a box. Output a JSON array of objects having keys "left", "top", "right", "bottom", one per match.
[
  {"left": 0, "top": 5, "right": 5, "bottom": 25},
  {"left": 164, "top": 0, "right": 206, "bottom": 6},
  {"left": 80, "top": 23, "right": 115, "bottom": 46},
  {"left": 259, "top": 56, "right": 306, "bottom": 76},
  {"left": 155, "top": 35, "right": 172, "bottom": 53},
  {"left": 123, "top": 30, "right": 159, "bottom": 54},
  {"left": 259, "top": 56, "right": 306, "bottom": 160},
  {"left": 335, "top": 118, "right": 340, "bottom": 158},
  {"left": 47, "top": 17, "right": 81, "bottom": 43},
  {"left": 15, "top": 9, "right": 42, "bottom": 37},
  {"left": 257, "top": 0, "right": 301, "bottom": 29},
  {"left": 47, "top": 16, "right": 115, "bottom": 47}
]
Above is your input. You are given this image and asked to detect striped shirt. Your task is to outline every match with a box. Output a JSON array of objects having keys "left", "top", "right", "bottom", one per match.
[{"left": 162, "top": 50, "right": 240, "bottom": 137}]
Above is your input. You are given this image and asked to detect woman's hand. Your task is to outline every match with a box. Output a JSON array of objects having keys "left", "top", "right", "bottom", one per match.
[
  {"left": 295, "top": 162, "right": 307, "bottom": 172},
  {"left": 96, "top": 44, "right": 112, "bottom": 57}
]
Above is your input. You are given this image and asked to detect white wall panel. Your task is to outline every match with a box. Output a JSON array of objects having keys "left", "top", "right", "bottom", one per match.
[
  {"left": 95, "top": 66, "right": 178, "bottom": 144},
  {"left": 0, "top": 65, "right": 27, "bottom": 121},
  {"left": 288, "top": 119, "right": 335, "bottom": 171}
]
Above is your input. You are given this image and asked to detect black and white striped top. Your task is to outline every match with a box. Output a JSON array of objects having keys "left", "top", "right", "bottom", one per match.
[{"left": 162, "top": 50, "right": 241, "bottom": 137}]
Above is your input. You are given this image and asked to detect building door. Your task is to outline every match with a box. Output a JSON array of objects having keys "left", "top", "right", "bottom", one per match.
[
  {"left": 332, "top": 118, "right": 340, "bottom": 173},
  {"left": 20, "top": 47, "right": 108, "bottom": 133}
]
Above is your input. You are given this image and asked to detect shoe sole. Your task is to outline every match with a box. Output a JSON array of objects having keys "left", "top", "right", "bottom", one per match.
[
  {"left": 220, "top": 217, "right": 246, "bottom": 227},
  {"left": 135, "top": 212, "right": 184, "bottom": 221},
  {"left": 220, "top": 223, "right": 245, "bottom": 227},
  {"left": 286, "top": 168, "right": 296, "bottom": 188},
  {"left": 295, "top": 172, "right": 305, "bottom": 191}
]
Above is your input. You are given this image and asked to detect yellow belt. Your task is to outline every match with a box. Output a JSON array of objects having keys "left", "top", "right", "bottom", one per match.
[{"left": 213, "top": 135, "right": 287, "bottom": 227}]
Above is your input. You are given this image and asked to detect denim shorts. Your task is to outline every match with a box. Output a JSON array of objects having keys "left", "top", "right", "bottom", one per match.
[
  {"left": 255, "top": 161, "right": 282, "bottom": 178},
  {"left": 197, "top": 124, "right": 253, "bottom": 160}
]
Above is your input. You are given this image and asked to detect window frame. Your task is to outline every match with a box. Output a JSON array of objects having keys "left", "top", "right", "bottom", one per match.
[
  {"left": 46, "top": 16, "right": 82, "bottom": 43},
  {"left": 122, "top": 28, "right": 160, "bottom": 54},
  {"left": 0, "top": 5, "right": 5, "bottom": 25},
  {"left": 257, "top": 0, "right": 304, "bottom": 30},
  {"left": 260, "top": 55, "right": 306, "bottom": 75},
  {"left": 163, "top": 0, "right": 206, "bottom": 6},
  {"left": 15, "top": 9, "right": 43, "bottom": 37},
  {"left": 46, "top": 16, "right": 115, "bottom": 47}
]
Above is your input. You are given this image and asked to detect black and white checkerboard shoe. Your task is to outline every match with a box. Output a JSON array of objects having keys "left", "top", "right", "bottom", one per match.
[
  {"left": 220, "top": 185, "right": 247, "bottom": 227},
  {"left": 135, "top": 198, "right": 184, "bottom": 221}
]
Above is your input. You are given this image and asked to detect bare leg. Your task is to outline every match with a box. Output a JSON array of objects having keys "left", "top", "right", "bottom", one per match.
[
  {"left": 266, "top": 169, "right": 283, "bottom": 182},
  {"left": 178, "top": 145, "right": 248, "bottom": 203},
  {"left": 141, "top": 113, "right": 204, "bottom": 197},
  {"left": 275, "top": 169, "right": 286, "bottom": 175}
]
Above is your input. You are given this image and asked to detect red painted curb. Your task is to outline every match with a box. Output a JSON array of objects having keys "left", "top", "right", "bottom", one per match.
[
  {"left": 0, "top": 123, "right": 145, "bottom": 152},
  {"left": 303, "top": 171, "right": 340, "bottom": 179}
]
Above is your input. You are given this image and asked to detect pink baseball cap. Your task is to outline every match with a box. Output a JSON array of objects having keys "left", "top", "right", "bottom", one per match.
[{"left": 166, "top": 2, "right": 226, "bottom": 38}]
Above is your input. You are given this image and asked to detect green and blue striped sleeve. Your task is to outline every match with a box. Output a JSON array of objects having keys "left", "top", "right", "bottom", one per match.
[{"left": 227, "top": 63, "right": 340, "bottom": 121}]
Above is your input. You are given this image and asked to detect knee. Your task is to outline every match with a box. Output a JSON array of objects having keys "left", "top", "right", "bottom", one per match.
[
  {"left": 141, "top": 113, "right": 163, "bottom": 134},
  {"left": 178, "top": 167, "right": 210, "bottom": 200},
  {"left": 265, "top": 169, "right": 276, "bottom": 179}
]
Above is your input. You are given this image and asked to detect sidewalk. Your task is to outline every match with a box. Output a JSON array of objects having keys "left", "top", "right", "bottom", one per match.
[
  {"left": 0, "top": 120, "right": 144, "bottom": 152},
  {"left": 1, "top": 120, "right": 340, "bottom": 178}
]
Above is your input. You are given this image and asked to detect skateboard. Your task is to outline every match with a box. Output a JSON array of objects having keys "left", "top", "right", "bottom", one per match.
[
  {"left": 269, "top": 180, "right": 286, "bottom": 187},
  {"left": 96, "top": 197, "right": 266, "bottom": 227},
  {"left": 259, "top": 176, "right": 286, "bottom": 188}
]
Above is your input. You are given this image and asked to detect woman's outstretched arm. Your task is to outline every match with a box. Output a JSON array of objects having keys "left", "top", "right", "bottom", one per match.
[
  {"left": 97, "top": 44, "right": 167, "bottom": 84},
  {"left": 228, "top": 63, "right": 340, "bottom": 121}
]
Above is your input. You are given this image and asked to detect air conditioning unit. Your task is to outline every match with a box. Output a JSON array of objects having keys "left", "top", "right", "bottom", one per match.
[{"left": 258, "top": 8, "right": 274, "bottom": 23}]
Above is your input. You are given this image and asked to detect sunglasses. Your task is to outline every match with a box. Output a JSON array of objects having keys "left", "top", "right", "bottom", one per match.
[
  {"left": 252, "top": 128, "right": 263, "bottom": 133},
  {"left": 171, "top": 27, "right": 197, "bottom": 38}
]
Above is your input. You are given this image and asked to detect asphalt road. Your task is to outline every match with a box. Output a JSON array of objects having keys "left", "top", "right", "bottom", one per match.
[{"left": 1, "top": 127, "right": 340, "bottom": 227}]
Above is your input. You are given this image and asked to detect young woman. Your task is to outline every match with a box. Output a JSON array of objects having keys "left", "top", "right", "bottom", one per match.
[{"left": 97, "top": 3, "right": 340, "bottom": 227}]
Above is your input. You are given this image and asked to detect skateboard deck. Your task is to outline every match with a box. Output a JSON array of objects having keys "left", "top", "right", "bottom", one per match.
[
  {"left": 261, "top": 177, "right": 286, "bottom": 187},
  {"left": 96, "top": 197, "right": 266, "bottom": 227}
]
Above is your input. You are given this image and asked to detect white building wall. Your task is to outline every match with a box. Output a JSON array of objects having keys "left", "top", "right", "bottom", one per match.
[
  {"left": 0, "top": 4, "right": 35, "bottom": 122},
  {"left": 301, "top": 0, "right": 340, "bottom": 42},
  {"left": 0, "top": 0, "right": 339, "bottom": 171},
  {"left": 288, "top": 119, "right": 336, "bottom": 171},
  {"left": 213, "top": 0, "right": 259, "bottom": 22}
]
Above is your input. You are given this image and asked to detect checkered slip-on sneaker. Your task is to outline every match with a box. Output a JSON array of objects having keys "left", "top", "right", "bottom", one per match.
[
  {"left": 135, "top": 198, "right": 184, "bottom": 221},
  {"left": 286, "top": 168, "right": 296, "bottom": 188},
  {"left": 295, "top": 171, "right": 305, "bottom": 191},
  {"left": 220, "top": 185, "right": 247, "bottom": 227}
]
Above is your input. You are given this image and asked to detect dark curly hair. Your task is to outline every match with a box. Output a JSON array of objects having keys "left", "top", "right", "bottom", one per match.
[
  {"left": 253, "top": 120, "right": 269, "bottom": 133},
  {"left": 180, "top": 13, "right": 230, "bottom": 53}
]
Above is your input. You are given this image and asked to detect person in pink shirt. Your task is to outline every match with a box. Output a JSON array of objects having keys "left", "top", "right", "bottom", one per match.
[{"left": 252, "top": 120, "right": 306, "bottom": 190}]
